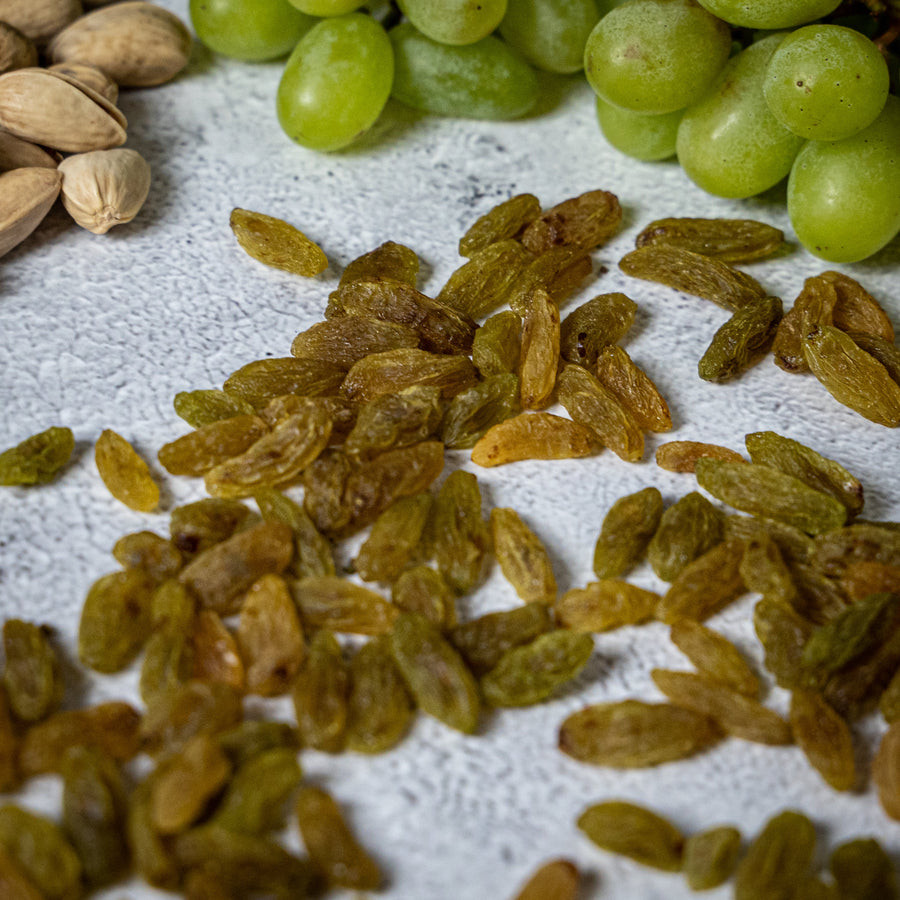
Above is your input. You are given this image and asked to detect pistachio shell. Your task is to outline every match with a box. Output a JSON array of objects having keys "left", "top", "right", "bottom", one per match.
[
  {"left": 43, "top": 66, "right": 126, "bottom": 129},
  {"left": 0, "top": 0, "right": 83, "bottom": 45},
  {"left": 48, "top": 61, "right": 118, "bottom": 103},
  {"left": 47, "top": 1, "right": 192, "bottom": 87},
  {"left": 0, "top": 132, "right": 61, "bottom": 171},
  {"left": 58, "top": 148, "right": 150, "bottom": 234},
  {"left": 0, "top": 23, "right": 37, "bottom": 74},
  {"left": 0, "top": 67, "right": 126, "bottom": 152},
  {"left": 0, "top": 166, "right": 62, "bottom": 257}
]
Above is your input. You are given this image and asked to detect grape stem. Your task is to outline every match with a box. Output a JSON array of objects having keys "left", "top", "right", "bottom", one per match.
[
  {"left": 833, "top": 0, "right": 900, "bottom": 50},
  {"left": 874, "top": 11, "right": 900, "bottom": 49}
]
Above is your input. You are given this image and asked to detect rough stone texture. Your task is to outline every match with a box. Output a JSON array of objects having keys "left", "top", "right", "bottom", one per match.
[{"left": 1, "top": 4, "right": 898, "bottom": 898}]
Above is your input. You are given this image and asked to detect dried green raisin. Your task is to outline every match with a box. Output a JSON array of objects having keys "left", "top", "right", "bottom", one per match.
[
  {"left": 230, "top": 207, "right": 327, "bottom": 276},
  {"left": 471, "top": 412, "right": 600, "bottom": 467},
  {"left": 518, "top": 286, "right": 560, "bottom": 411},
  {"left": 290, "top": 575, "right": 399, "bottom": 634},
  {"left": 437, "top": 239, "right": 535, "bottom": 319},
  {"left": 635, "top": 217, "right": 784, "bottom": 262},
  {"left": 391, "top": 565, "right": 457, "bottom": 628},
  {"left": 0, "top": 426, "right": 74, "bottom": 486},
  {"left": 733, "top": 810, "right": 817, "bottom": 900},
  {"left": 329, "top": 278, "right": 476, "bottom": 354},
  {"left": 431, "top": 470, "right": 492, "bottom": 595},
  {"left": 520, "top": 190, "right": 621, "bottom": 254},
  {"left": 558, "top": 700, "right": 721, "bottom": 768},
  {"left": 204, "top": 404, "right": 332, "bottom": 499},
  {"left": 651, "top": 668, "right": 791, "bottom": 744},
  {"left": 745, "top": 431, "right": 864, "bottom": 519},
  {"left": 592, "top": 486, "right": 663, "bottom": 579},
  {"left": 555, "top": 580, "right": 659, "bottom": 632},
  {"left": 481, "top": 630, "right": 593, "bottom": 707},
  {"left": 509, "top": 858, "right": 580, "bottom": 900},
  {"left": 390, "top": 612, "right": 480, "bottom": 734},
  {"left": 490, "top": 507, "right": 557, "bottom": 605},
  {"left": 2, "top": 620, "right": 63, "bottom": 723},
  {"left": 61, "top": 746, "right": 129, "bottom": 888},
  {"left": 255, "top": 487, "right": 335, "bottom": 579},
  {"left": 458, "top": 193, "right": 541, "bottom": 257},
  {"left": 0, "top": 805, "right": 83, "bottom": 900},
  {"left": 789, "top": 689, "right": 856, "bottom": 791},
  {"left": 158, "top": 415, "right": 270, "bottom": 477},
  {"left": 346, "top": 636, "right": 414, "bottom": 754},
  {"left": 830, "top": 838, "right": 899, "bottom": 900},
  {"left": 353, "top": 492, "right": 433, "bottom": 583},
  {"left": 236, "top": 574, "right": 305, "bottom": 697},
  {"left": 655, "top": 539, "right": 745, "bottom": 624},
  {"left": 803, "top": 325, "right": 900, "bottom": 427},
  {"left": 294, "top": 786, "right": 381, "bottom": 889},
  {"left": 619, "top": 244, "right": 767, "bottom": 311},
  {"left": 178, "top": 520, "right": 294, "bottom": 616},
  {"left": 173, "top": 389, "right": 256, "bottom": 429},
  {"left": 576, "top": 800, "right": 683, "bottom": 871},
  {"left": 647, "top": 491, "right": 724, "bottom": 582},
  {"left": 594, "top": 344, "right": 672, "bottom": 432},
  {"left": 695, "top": 458, "right": 847, "bottom": 535},
  {"left": 669, "top": 620, "right": 759, "bottom": 696},
  {"left": 291, "top": 630, "right": 350, "bottom": 753},
  {"left": 698, "top": 295, "right": 783, "bottom": 383},
  {"left": 95, "top": 428, "right": 160, "bottom": 511},
  {"left": 78, "top": 569, "right": 156, "bottom": 673},
  {"left": 557, "top": 363, "right": 644, "bottom": 462},
  {"left": 338, "top": 240, "right": 419, "bottom": 288},
  {"left": 559, "top": 292, "right": 637, "bottom": 367},
  {"left": 683, "top": 825, "right": 742, "bottom": 890},
  {"left": 440, "top": 373, "right": 521, "bottom": 450},
  {"left": 343, "top": 385, "right": 442, "bottom": 459},
  {"left": 472, "top": 311, "right": 522, "bottom": 378},
  {"left": 210, "top": 748, "right": 302, "bottom": 836}
]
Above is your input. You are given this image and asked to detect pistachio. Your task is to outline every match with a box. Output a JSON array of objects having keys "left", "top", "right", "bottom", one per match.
[
  {"left": 0, "top": 132, "right": 61, "bottom": 171},
  {"left": 0, "top": 67, "right": 126, "bottom": 153},
  {"left": 58, "top": 148, "right": 151, "bottom": 234},
  {"left": 47, "top": 1, "right": 192, "bottom": 88},
  {"left": 48, "top": 61, "right": 118, "bottom": 103},
  {"left": 0, "top": 166, "right": 62, "bottom": 257},
  {"left": 0, "top": 0, "right": 83, "bottom": 45},
  {"left": 0, "top": 23, "right": 37, "bottom": 75}
]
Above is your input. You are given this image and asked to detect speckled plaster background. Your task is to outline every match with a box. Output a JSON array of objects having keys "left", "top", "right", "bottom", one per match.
[{"left": 1, "top": 3, "right": 899, "bottom": 897}]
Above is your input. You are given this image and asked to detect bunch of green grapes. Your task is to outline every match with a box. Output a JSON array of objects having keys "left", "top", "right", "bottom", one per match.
[
  {"left": 189, "top": 0, "right": 602, "bottom": 148},
  {"left": 584, "top": 0, "right": 900, "bottom": 262},
  {"left": 190, "top": 0, "right": 899, "bottom": 261}
]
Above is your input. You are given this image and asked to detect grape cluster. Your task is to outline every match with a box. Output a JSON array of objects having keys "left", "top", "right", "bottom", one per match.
[{"left": 189, "top": 0, "right": 900, "bottom": 263}]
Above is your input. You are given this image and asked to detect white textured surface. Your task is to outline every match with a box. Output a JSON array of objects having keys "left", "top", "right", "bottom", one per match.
[{"left": 1, "top": 3, "right": 900, "bottom": 897}]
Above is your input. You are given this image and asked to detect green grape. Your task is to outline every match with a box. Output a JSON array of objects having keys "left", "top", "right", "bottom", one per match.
[
  {"left": 389, "top": 23, "right": 539, "bottom": 119},
  {"left": 277, "top": 14, "right": 394, "bottom": 151},
  {"left": 288, "top": 0, "right": 367, "bottom": 14},
  {"left": 398, "top": 0, "right": 508, "bottom": 45},
  {"left": 499, "top": 0, "right": 601, "bottom": 74},
  {"left": 788, "top": 95, "right": 900, "bottom": 262},
  {"left": 676, "top": 35, "right": 805, "bottom": 198},
  {"left": 583, "top": 0, "right": 732, "bottom": 115},
  {"left": 763, "top": 25, "right": 889, "bottom": 141},
  {"left": 595, "top": 96, "right": 681, "bottom": 160},
  {"left": 694, "top": 0, "right": 841, "bottom": 29},
  {"left": 190, "top": 0, "right": 314, "bottom": 61}
]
